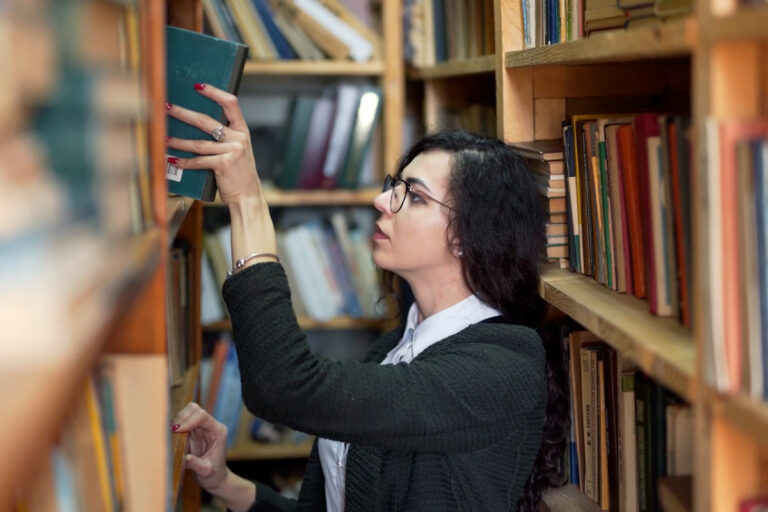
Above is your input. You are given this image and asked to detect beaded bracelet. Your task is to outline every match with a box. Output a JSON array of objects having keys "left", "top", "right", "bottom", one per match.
[{"left": 227, "top": 252, "right": 280, "bottom": 277}]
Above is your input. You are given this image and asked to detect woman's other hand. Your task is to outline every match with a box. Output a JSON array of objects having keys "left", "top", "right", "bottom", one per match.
[
  {"left": 165, "top": 83, "right": 262, "bottom": 205},
  {"left": 172, "top": 401, "right": 229, "bottom": 493}
]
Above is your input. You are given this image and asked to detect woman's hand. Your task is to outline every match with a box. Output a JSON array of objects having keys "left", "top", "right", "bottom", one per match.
[
  {"left": 165, "top": 83, "right": 262, "bottom": 206},
  {"left": 172, "top": 402, "right": 229, "bottom": 493}
]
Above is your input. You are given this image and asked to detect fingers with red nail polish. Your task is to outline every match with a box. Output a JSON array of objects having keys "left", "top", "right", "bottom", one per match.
[{"left": 194, "top": 83, "right": 206, "bottom": 91}]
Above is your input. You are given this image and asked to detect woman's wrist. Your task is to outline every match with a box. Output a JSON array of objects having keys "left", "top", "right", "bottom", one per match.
[
  {"left": 227, "top": 192, "right": 278, "bottom": 270},
  {"left": 207, "top": 468, "right": 257, "bottom": 512}
]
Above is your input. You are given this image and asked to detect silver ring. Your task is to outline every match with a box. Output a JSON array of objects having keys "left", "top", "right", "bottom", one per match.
[{"left": 211, "top": 125, "right": 226, "bottom": 142}]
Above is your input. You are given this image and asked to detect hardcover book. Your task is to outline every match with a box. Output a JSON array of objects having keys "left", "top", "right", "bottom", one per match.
[{"left": 166, "top": 25, "right": 248, "bottom": 201}]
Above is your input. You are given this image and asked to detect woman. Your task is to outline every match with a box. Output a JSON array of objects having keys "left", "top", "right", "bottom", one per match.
[{"left": 168, "top": 83, "right": 568, "bottom": 512}]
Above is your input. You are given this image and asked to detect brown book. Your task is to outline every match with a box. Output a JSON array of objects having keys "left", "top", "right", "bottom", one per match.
[
  {"left": 273, "top": 0, "right": 349, "bottom": 59},
  {"left": 618, "top": 124, "right": 647, "bottom": 299}
]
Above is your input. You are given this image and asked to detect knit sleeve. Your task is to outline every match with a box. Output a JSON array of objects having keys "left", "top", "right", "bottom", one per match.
[
  {"left": 223, "top": 262, "right": 546, "bottom": 453},
  {"left": 247, "top": 482, "right": 296, "bottom": 512}
]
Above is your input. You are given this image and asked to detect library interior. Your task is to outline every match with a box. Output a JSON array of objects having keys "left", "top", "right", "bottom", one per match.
[{"left": 2, "top": 0, "right": 768, "bottom": 510}]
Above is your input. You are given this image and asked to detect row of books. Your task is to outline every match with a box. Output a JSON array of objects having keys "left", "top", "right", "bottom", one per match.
[
  {"left": 270, "top": 84, "right": 382, "bottom": 190},
  {"left": 565, "top": 329, "right": 692, "bottom": 512},
  {"left": 707, "top": 120, "right": 768, "bottom": 398},
  {"left": 15, "top": 356, "right": 163, "bottom": 512},
  {"left": 521, "top": 0, "right": 691, "bottom": 48},
  {"left": 5, "top": 0, "right": 153, "bottom": 242},
  {"left": 202, "top": 0, "right": 380, "bottom": 61},
  {"left": 510, "top": 140, "right": 570, "bottom": 268},
  {"left": 202, "top": 209, "right": 384, "bottom": 324},
  {"left": 404, "top": 0, "right": 496, "bottom": 67},
  {"left": 557, "top": 114, "right": 693, "bottom": 332},
  {"left": 199, "top": 334, "right": 312, "bottom": 451},
  {"left": 167, "top": 240, "right": 195, "bottom": 387}
]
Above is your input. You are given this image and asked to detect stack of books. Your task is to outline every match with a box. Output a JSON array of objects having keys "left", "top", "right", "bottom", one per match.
[
  {"left": 202, "top": 0, "right": 381, "bottom": 61},
  {"left": 510, "top": 140, "right": 569, "bottom": 269}
]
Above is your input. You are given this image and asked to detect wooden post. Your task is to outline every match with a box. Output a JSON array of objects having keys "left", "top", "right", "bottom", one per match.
[{"left": 382, "top": 0, "right": 405, "bottom": 176}]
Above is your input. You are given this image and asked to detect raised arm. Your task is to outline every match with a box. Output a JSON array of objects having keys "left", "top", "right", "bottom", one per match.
[{"left": 165, "top": 82, "right": 278, "bottom": 271}]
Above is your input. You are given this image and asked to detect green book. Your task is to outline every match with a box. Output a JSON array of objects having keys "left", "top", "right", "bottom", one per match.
[
  {"left": 274, "top": 95, "right": 317, "bottom": 189},
  {"left": 166, "top": 26, "right": 248, "bottom": 201}
]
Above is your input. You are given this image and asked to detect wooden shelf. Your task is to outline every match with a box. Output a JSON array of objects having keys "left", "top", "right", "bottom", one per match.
[
  {"left": 171, "top": 363, "right": 200, "bottom": 507},
  {"left": 204, "top": 316, "right": 392, "bottom": 332},
  {"left": 702, "top": 8, "right": 768, "bottom": 40},
  {"left": 227, "top": 437, "right": 315, "bottom": 461},
  {"left": 408, "top": 54, "right": 496, "bottom": 80},
  {"left": 505, "top": 17, "right": 694, "bottom": 68},
  {"left": 167, "top": 196, "right": 195, "bottom": 245},
  {"left": 0, "top": 228, "right": 163, "bottom": 503},
  {"left": 206, "top": 187, "right": 381, "bottom": 207},
  {"left": 540, "top": 267, "right": 696, "bottom": 401},
  {"left": 707, "top": 388, "right": 768, "bottom": 450},
  {"left": 243, "top": 60, "right": 384, "bottom": 76}
]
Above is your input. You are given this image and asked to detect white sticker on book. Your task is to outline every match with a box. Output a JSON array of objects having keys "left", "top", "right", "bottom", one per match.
[{"left": 166, "top": 156, "right": 183, "bottom": 182}]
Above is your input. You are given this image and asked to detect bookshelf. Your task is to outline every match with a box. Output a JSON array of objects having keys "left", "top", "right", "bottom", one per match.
[
  {"left": 244, "top": 59, "right": 385, "bottom": 75},
  {"left": 227, "top": 437, "right": 315, "bottom": 461},
  {"left": 540, "top": 266, "right": 696, "bottom": 400},
  {"left": 207, "top": 187, "right": 382, "bottom": 206},
  {"left": 404, "top": 0, "right": 768, "bottom": 509},
  {"left": 408, "top": 54, "right": 496, "bottom": 79}
]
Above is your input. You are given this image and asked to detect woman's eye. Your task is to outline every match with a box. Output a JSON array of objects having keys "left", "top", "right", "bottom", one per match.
[{"left": 409, "top": 191, "right": 425, "bottom": 203}]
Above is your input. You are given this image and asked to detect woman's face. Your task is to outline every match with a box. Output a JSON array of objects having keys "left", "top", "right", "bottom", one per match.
[{"left": 371, "top": 150, "right": 456, "bottom": 278}]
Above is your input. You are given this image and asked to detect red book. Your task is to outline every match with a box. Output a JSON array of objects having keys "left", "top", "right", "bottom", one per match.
[
  {"left": 633, "top": 113, "right": 661, "bottom": 313},
  {"left": 740, "top": 496, "right": 768, "bottom": 512},
  {"left": 618, "top": 125, "right": 646, "bottom": 299},
  {"left": 719, "top": 120, "right": 768, "bottom": 393},
  {"left": 204, "top": 336, "right": 231, "bottom": 413}
]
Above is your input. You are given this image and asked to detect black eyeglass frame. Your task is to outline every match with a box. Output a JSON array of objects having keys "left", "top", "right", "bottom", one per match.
[{"left": 382, "top": 175, "right": 455, "bottom": 213}]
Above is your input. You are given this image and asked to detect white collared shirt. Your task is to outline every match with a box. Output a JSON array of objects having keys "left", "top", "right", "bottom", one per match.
[{"left": 317, "top": 294, "right": 502, "bottom": 512}]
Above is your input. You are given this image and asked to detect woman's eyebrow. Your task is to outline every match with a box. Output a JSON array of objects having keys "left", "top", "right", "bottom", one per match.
[{"left": 404, "top": 176, "right": 431, "bottom": 192}]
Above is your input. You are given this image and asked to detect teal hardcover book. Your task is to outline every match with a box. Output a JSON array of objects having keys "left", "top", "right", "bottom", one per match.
[{"left": 166, "top": 26, "right": 248, "bottom": 201}]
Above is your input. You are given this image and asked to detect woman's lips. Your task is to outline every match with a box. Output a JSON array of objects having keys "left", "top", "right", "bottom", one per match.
[{"left": 373, "top": 224, "right": 389, "bottom": 241}]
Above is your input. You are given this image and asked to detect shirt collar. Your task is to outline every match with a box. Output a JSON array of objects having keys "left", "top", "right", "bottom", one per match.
[{"left": 402, "top": 294, "right": 502, "bottom": 359}]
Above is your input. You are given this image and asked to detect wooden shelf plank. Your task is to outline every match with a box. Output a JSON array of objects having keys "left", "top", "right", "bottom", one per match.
[
  {"left": 540, "top": 267, "right": 696, "bottom": 401},
  {"left": 243, "top": 60, "right": 384, "bottom": 76},
  {"left": 206, "top": 188, "right": 381, "bottom": 207},
  {"left": 227, "top": 437, "right": 315, "bottom": 461},
  {"left": 167, "top": 196, "right": 195, "bottom": 245},
  {"left": 506, "top": 18, "right": 694, "bottom": 68},
  {"left": 702, "top": 8, "right": 768, "bottom": 40},
  {"left": 171, "top": 363, "right": 200, "bottom": 507},
  {"left": 708, "top": 388, "right": 768, "bottom": 450},
  {"left": 408, "top": 55, "right": 496, "bottom": 80},
  {"left": 204, "top": 316, "right": 393, "bottom": 332}
]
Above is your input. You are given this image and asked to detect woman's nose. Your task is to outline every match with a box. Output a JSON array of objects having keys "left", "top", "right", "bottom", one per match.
[{"left": 373, "top": 189, "right": 393, "bottom": 215}]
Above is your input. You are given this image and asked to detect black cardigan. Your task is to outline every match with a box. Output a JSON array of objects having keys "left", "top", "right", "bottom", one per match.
[{"left": 222, "top": 263, "right": 546, "bottom": 512}]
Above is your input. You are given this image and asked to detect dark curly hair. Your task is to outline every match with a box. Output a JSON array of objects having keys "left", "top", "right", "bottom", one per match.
[{"left": 382, "top": 130, "right": 569, "bottom": 511}]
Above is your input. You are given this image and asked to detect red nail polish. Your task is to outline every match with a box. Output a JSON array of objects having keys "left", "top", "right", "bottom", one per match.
[
  {"left": 171, "top": 424, "right": 181, "bottom": 432},
  {"left": 165, "top": 102, "right": 172, "bottom": 111},
  {"left": 194, "top": 83, "right": 206, "bottom": 91},
  {"left": 166, "top": 136, "right": 171, "bottom": 142},
  {"left": 167, "top": 157, "right": 179, "bottom": 164}
]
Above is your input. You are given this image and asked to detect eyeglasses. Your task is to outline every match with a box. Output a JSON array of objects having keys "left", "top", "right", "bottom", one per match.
[{"left": 382, "top": 175, "right": 455, "bottom": 213}]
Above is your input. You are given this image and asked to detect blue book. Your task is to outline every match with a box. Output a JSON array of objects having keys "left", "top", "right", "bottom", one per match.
[
  {"left": 252, "top": 0, "right": 297, "bottom": 59},
  {"left": 213, "top": 341, "right": 243, "bottom": 449},
  {"left": 432, "top": 0, "right": 447, "bottom": 62},
  {"left": 166, "top": 26, "right": 248, "bottom": 201},
  {"left": 754, "top": 139, "right": 768, "bottom": 399}
]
